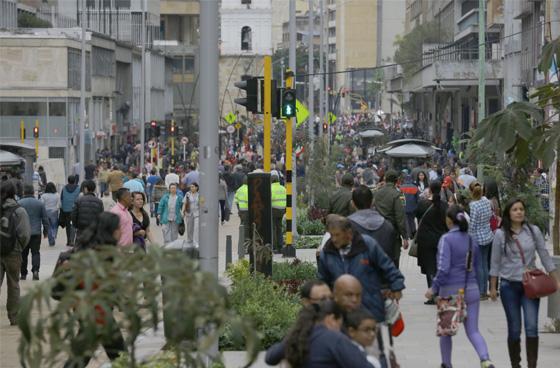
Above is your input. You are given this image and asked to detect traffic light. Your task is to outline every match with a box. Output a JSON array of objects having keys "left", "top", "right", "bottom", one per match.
[
  {"left": 33, "top": 126, "right": 39, "bottom": 138},
  {"left": 282, "top": 89, "right": 296, "bottom": 118},
  {"left": 234, "top": 75, "right": 260, "bottom": 113},
  {"left": 322, "top": 122, "right": 328, "bottom": 133},
  {"left": 170, "top": 124, "right": 176, "bottom": 136},
  {"left": 150, "top": 120, "right": 157, "bottom": 129}
]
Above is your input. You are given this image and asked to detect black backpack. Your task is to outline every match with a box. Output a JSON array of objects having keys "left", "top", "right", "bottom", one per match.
[{"left": 0, "top": 205, "right": 19, "bottom": 256}]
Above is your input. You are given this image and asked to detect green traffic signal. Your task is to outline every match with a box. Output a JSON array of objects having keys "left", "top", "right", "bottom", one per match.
[{"left": 282, "top": 89, "right": 296, "bottom": 118}]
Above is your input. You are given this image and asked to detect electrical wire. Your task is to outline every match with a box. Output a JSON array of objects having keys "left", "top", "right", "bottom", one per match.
[{"left": 297, "top": 19, "right": 560, "bottom": 78}]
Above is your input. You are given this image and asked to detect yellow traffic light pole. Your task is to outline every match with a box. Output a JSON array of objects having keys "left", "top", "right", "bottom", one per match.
[
  {"left": 263, "top": 56, "right": 272, "bottom": 172},
  {"left": 284, "top": 69, "right": 295, "bottom": 255},
  {"left": 20, "top": 119, "right": 25, "bottom": 143}
]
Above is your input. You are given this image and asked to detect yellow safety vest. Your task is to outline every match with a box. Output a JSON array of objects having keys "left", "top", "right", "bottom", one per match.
[
  {"left": 271, "top": 182, "right": 287, "bottom": 210},
  {"left": 235, "top": 184, "right": 249, "bottom": 211}
]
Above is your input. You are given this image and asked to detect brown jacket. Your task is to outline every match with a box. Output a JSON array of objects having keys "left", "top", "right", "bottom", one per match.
[{"left": 107, "top": 170, "right": 124, "bottom": 192}]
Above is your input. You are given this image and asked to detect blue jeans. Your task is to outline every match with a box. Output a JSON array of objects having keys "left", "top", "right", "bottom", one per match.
[
  {"left": 226, "top": 191, "right": 235, "bottom": 212},
  {"left": 476, "top": 242, "right": 492, "bottom": 295},
  {"left": 500, "top": 279, "right": 540, "bottom": 339},
  {"left": 46, "top": 210, "right": 58, "bottom": 246}
]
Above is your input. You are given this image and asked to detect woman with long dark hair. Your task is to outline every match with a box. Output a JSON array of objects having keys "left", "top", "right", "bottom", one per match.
[
  {"left": 130, "top": 192, "right": 155, "bottom": 250},
  {"left": 489, "top": 198, "right": 559, "bottom": 368},
  {"left": 40, "top": 182, "right": 60, "bottom": 246},
  {"left": 468, "top": 181, "right": 494, "bottom": 299},
  {"left": 427, "top": 205, "right": 495, "bottom": 368},
  {"left": 265, "top": 300, "right": 374, "bottom": 367},
  {"left": 415, "top": 170, "right": 429, "bottom": 196},
  {"left": 65, "top": 212, "right": 126, "bottom": 368},
  {"left": 416, "top": 180, "right": 448, "bottom": 304}
]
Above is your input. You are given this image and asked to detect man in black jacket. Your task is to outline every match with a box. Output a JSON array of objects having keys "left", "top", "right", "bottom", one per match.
[
  {"left": 72, "top": 180, "right": 103, "bottom": 241},
  {"left": 348, "top": 185, "right": 397, "bottom": 262}
]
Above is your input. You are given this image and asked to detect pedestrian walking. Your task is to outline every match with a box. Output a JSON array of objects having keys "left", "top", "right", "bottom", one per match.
[
  {"left": 426, "top": 205, "right": 495, "bottom": 368},
  {"left": 373, "top": 170, "right": 409, "bottom": 267},
  {"left": 60, "top": 175, "right": 80, "bottom": 247},
  {"left": 109, "top": 188, "right": 133, "bottom": 246},
  {"left": 318, "top": 216, "right": 405, "bottom": 323},
  {"left": 63, "top": 212, "right": 126, "bottom": 367},
  {"left": 72, "top": 180, "right": 104, "bottom": 241},
  {"left": 400, "top": 173, "right": 420, "bottom": 237},
  {"left": 271, "top": 171, "right": 286, "bottom": 253},
  {"left": 151, "top": 178, "right": 167, "bottom": 220},
  {"left": 328, "top": 173, "right": 354, "bottom": 217},
  {"left": 18, "top": 184, "right": 49, "bottom": 280},
  {"left": 265, "top": 300, "right": 375, "bottom": 368},
  {"left": 489, "top": 198, "right": 560, "bottom": 368},
  {"left": 299, "top": 279, "right": 332, "bottom": 307},
  {"left": 468, "top": 181, "right": 494, "bottom": 299},
  {"left": 107, "top": 165, "right": 125, "bottom": 202},
  {"left": 415, "top": 180, "right": 448, "bottom": 304},
  {"left": 130, "top": 192, "right": 155, "bottom": 250},
  {"left": 415, "top": 170, "right": 429, "bottom": 197},
  {"left": 1, "top": 180, "right": 31, "bottom": 325},
  {"left": 157, "top": 183, "right": 184, "bottom": 244},
  {"left": 101, "top": 190, "right": 116, "bottom": 211},
  {"left": 348, "top": 185, "right": 396, "bottom": 260},
  {"left": 182, "top": 183, "right": 199, "bottom": 247},
  {"left": 234, "top": 176, "right": 250, "bottom": 241},
  {"left": 345, "top": 308, "right": 381, "bottom": 368},
  {"left": 164, "top": 167, "right": 180, "bottom": 189},
  {"left": 146, "top": 169, "right": 160, "bottom": 213},
  {"left": 97, "top": 161, "right": 109, "bottom": 196},
  {"left": 40, "top": 182, "right": 60, "bottom": 246},
  {"left": 218, "top": 174, "right": 228, "bottom": 224},
  {"left": 123, "top": 171, "right": 145, "bottom": 194}
]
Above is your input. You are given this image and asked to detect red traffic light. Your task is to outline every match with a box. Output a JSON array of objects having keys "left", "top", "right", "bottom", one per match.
[
  {"left": 150, "top": 120, "right": 157, "bottom": 128},
  {"left": 33, "top": 126, "right": 39, "bottom": 138},
  {"left": 322, "top": 123, "right": 328, "bottom": 131},
  {"left": 170, "top": 125, "right": 176, "bottom": 134}
]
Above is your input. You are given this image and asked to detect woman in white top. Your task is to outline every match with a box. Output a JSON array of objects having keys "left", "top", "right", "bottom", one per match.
[
  {"left": 40, "top": 182, "right": 60, "bottom": 246},
  {"left": 182, "top": 183, "right": 200, "bottom": 248}
]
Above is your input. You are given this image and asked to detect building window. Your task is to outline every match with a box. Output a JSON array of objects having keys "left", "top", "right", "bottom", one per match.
[
  {"left": 241, "top": 0, "right": 252, "bottom": 4},
  {"left": 68, "top": 48, "right": 91, "bottom": 90},
  {"left": 48, "top": 147, "right": 65, "bottom": 159},
  {"left": 92, "top": 47, "right": 115, "bottom": 77},
  {"left": 160, "top": 19, "right": 166, "bottom": 38},
  {"left": 241, "top": 26, "right": 252, "bottom": 51}
]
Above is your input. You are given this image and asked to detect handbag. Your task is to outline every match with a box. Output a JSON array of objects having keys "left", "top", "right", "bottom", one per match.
[
  {"left": 408, "top": 204, "right": 433, "bottom": 257},
  {"left": 436, "top": 237, "right": 472, "bottom": 336},
  {"left": 58, "top": 210, "right": 66, "bottom": 229},
  {"left": 178, "top": 222, "right": 185, "bottom": 236},
  {"left": 513, "top": 237, "right": 558, "bottom": 299}
]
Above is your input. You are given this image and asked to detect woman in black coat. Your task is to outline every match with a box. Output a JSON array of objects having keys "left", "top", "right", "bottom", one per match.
[{"left": 415, "top": 180, "right": 448, "bottom": 304}]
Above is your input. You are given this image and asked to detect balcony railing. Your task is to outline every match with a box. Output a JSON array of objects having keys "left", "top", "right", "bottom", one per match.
[{"left": 421, "top": 42, "right": 503, "bottom": 68}]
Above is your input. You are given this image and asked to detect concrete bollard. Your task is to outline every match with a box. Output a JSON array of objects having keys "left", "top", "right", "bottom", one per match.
[
  {"left": 226, "top": 235, "right": 232, "bottom": 267},
  {"left": 548, "top": 256, "right": 560, "bottom": 319},
  {"left": 238, "top": 224, "right": 245, "bottom": 259}
]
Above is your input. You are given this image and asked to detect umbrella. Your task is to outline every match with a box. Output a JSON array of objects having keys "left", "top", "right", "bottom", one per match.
[
  {"left": 0, "top": 150, "right": 24, "bottom": 166},
  {"left": 358, "top": 129, "right": 384, "bottom": 138},
  {"left": 382, "top": 143, "right": 435, "bottom": 158}
]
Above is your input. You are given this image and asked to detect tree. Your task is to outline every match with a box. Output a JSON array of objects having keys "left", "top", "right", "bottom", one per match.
[
  {"left": 18, "top": 13, "right": 52, "bottom": 28},
  {"left": 18, "top": 247, "right": 259, "bottom": 368},
  {"left": 470, "top": 37, "right": 560, "bottom": 254}
]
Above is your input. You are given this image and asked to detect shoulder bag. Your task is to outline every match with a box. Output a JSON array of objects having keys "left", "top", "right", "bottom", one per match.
[
  {"left": 513, "top": 236, "right": 557, "bottom": 299},
  {"left": 436, "top": 237, "right": 472, "bottom": 336},
  {"left": 408, "top": 203, "right": 433, "bottom": 257}
]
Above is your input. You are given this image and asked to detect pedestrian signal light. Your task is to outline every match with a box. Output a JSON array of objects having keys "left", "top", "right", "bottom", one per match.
[
  {"left": 282, "top": 89, "right": 296, "bottom": 118},
  {"left": 33, "top": 126, "right": 39, "bottom": 138}
]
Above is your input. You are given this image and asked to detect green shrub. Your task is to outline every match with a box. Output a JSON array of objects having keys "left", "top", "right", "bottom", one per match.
[
  {"left": 271, "top": 259, "right": 317, "bottom": 282},
  {"left": 221, "top": 263, "right": 300, "bottom": 350},
  {"left": 295, "top": 235, "right": 323, "bottom": 249},
  {"left": 297, "top": 217, "right": 325, "bottom": 235}
]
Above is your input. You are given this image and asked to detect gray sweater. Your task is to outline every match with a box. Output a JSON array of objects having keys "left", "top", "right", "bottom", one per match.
[
  {"left": 490, "top": 224, "right": 556, "bottom": 282},
  {"left": 18, "top": 196, "right": 49, "bottom": 236}
]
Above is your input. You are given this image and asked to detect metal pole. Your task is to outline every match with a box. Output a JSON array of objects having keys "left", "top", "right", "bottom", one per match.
[
  {"left": 308, "top": 0, "right": 314, "bottom": 143},
  {"left": 289, "top": 0, "right": 298, "bottom": 238},
  {"left": 264, "top": 56, "right": 272, "bottom": 172},
  {"left": 79, "top": 0, "right": 86, "bottom": 183},
  {"left": 478, "top": 0, "right": 486, "bottom": 124},
  {"left": 318, "top": 0, "right": 324, "bottom": 137},
  {"left": 140, "top": 0, "right": 146, "bottom": 171},
  {"left": 199, "top": 0, "right": 219, "bottom": 275}
]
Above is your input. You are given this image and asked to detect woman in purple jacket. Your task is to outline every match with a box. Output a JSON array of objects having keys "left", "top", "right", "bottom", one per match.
[{"left": 426, "top": 205, "right": 495, "bottom": 368}]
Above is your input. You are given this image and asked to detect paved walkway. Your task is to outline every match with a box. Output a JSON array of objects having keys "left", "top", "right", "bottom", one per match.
[{"left": 2, "top": 214, "right": 559, "bottom": 367}]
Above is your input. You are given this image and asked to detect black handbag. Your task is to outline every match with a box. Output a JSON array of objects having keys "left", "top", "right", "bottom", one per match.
[
  {"left": 178, "top": 222, "right": 185, "bottom": 236},
  {"left": 58, "top": 210, "right": 66, "bottom": 229}
]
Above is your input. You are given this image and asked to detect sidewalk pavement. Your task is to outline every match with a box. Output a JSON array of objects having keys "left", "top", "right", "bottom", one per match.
[{"left": 2, "top": 214, "right": 559, "bottom": 367}]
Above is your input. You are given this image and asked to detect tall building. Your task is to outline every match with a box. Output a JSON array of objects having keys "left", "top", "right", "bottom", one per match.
[
  {"left": 219, "top": 0, "right": 272, "bottom": 121},
  {"left": 158, "top": 0, "right": 199, "bottom": 139}
]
